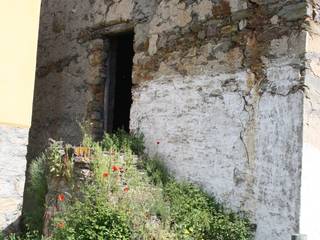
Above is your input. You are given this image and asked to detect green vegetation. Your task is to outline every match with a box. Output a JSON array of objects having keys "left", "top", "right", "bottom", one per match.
[
  {"left": 46, "top": 140, "right": 73, "bottom": 180},
  {"left": 164, "top": 182, "right": 251, "bottom": 240},
  {"left": 53, "top": 195, "right": 131, "bottom": 240},
  {"left": 1, "top": 228, "right": 43, "bottom": 240},
  {"left": 8, "top": 130, "right": 253, "bottom": 240},
  {"left": 23, "top": 154, "right": 47, "bottom": 232},
  {"left": 101, "top": 129, "right": 145, "bottom": 155}
]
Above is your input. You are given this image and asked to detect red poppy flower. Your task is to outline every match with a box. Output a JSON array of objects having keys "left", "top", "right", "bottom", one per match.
[
  {"left": 56, "top": 221, "right": 65, "bottom": 229},
  {"left": 102, "top": 172, "right": 109, "bottom": 177},
  {"left": 123, "top": 185, "right": 129, "bottom": 192},
  {"left": 112, "top": 165, "right": 120, "bottom": 172},
  {"left": 57, "top": 193, "right": 65, "bottom": 202}
]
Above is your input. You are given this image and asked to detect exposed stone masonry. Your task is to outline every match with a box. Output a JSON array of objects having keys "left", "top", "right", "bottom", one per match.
[{"left": 25, "top": 0, "right": 320, "bottom": 239}]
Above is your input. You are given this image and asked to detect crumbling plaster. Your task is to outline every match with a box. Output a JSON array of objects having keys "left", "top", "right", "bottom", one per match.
[{"left": 25, "top": 0, "right": 317, "bottom": 239}]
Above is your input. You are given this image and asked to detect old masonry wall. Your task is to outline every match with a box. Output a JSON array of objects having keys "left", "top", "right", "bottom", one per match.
[
  {"left": 300, "top": 1, "right": 320, "bottom": 239},
  {"left": 26, "top": 0, "right": 313, "bottom": 239}
]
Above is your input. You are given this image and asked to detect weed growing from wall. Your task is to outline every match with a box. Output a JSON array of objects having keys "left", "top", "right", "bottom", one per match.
[{"left": 23, "top": 154, "right": 47, "bottom": 233}]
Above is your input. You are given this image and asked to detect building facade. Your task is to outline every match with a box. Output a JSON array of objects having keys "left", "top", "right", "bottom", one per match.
[{"left": 26, "top": 0, "right": 320, "bottom": 239}]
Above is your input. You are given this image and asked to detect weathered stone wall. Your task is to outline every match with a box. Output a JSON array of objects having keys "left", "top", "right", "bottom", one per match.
[
  {"left": 300, "top": 1, "right": 320, "bottom": 239},
  {"left": 130, "top": 1, "right": 306, "bottom": 239},
  {"left": 27, "top": 0, "right": 314, "bottom": 239},
  {"left": 0, "top": 125, "right": 28, "bottom": 231}
]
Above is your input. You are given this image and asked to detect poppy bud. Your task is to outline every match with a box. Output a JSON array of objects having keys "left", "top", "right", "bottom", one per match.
[{"left": 57, "top": 194, "right": 65, "bottom": 202}]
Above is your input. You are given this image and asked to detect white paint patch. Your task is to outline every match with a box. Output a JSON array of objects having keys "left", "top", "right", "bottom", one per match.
[
  {"left": 131, "top": 73, "right": 250, "bottom": 211},
  {"left": 131, "top": 72, "right": 303, "bottom": 240},
  {"left": 266, "top": 65, "right": 301, "bottom": 95},
  {"left": 254, "top": 92, "right": 303, "bottom": 239}
]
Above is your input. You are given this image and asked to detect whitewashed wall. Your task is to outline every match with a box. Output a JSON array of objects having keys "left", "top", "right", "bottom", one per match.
[
  {"left": 300, "top": 30, "right": 320, "bottom": 240},
  {"left": 30, "top": 0, "right": 315, "bottom": 239}
]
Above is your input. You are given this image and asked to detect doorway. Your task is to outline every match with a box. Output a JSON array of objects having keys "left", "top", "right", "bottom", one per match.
[{"left": 104, "top": 32, "right": 134, "bottom": 133}]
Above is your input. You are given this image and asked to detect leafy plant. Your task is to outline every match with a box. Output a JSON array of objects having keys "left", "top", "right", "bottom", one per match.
[
  {"left": 140, "top": 155, "right": 171, "bottom": 186},
  {"left": 101, "top": 129, "right": 145, "bottom": 155},
  {"left": 46, "top": 139, "right": 72, "bottom": 179},
  {"left": 2, "top": 228, "right": 43, "bottom": 240},
  {"left": 24, "top": 130, "right": 253, "bottom": 240},
  {"left": 24, "top": 140, "right": 71, "bottom": 234},
  {"left": 164, "top": 181, "right": 253, "bottom": 240},
  {"left": 24, "top": 155, "right": 47, "bottom": 232},
  {"left": 52, "top": 190, "right": 131, "bottom": 240},
  {"left": 79, "top": 121, "right": 95, "bottom": 148}
]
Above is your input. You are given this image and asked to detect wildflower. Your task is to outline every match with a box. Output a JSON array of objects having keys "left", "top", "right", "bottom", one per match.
[
  {"left": 57, "top": 193, "right": 65, "bottom": 202},
  {"left": 124, "top": 185, "right": 129, "bottom": 192},
  {"left": 56, "top": 221, "right": 65, "bottom": 229},
  {"left": 156, "top": 141, "right": 160, "bottom": 145},
  {"left": 112, "top": 165, "right": 120, "bottom": 172},
  {"left": 102, "top": 172, "right": 109, "bottom": 177}
]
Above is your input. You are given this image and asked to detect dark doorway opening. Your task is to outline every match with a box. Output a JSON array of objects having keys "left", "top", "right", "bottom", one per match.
[{"left": 104, "top": 32, "right": 134, "bottom": 133}]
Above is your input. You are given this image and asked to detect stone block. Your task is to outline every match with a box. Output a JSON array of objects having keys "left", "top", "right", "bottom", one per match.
[
  {"left": 278, "top": 3, "right": 308, "bottom": 21},
  {"left": 88, "top": 51, "right": 105, "bottom": 66}
]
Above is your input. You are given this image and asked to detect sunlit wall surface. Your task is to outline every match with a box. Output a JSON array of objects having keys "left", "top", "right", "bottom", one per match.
[{"left": 0, "top": 0, "right": 41, "bottom": 127}]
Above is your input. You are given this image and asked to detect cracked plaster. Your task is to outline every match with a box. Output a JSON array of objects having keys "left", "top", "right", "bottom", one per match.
[{"left": 23, "top": 0, "right": 320, "bottom": 239}]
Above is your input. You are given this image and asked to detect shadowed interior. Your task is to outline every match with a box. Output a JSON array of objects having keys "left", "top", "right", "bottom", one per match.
[{"left": 106, "top": 32, "right": 134, "bottom": 133}]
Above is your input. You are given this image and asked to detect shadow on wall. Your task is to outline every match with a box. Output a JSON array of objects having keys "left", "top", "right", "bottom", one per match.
[{"left": 2, "top": 217, "right": 22, "bottom": 236}]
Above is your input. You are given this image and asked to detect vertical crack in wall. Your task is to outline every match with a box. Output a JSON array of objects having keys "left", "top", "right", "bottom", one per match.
[{"left": 26, "top": 1, "right": 312, "bottom": 238}]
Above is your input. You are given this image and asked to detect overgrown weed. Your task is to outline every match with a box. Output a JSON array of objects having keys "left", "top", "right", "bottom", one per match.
[{"left": 15, "top": 129, "right": 253, "bottom": 240}]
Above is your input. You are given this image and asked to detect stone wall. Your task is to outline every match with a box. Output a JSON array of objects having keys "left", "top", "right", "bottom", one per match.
[
  {"left": 130, "top": 2, "right": 306, "bottom": 238},
  {"left": 300, "top": 1, "right": 320, "bottom": 239},
  {"left": 27, "top": 0, "right": 315, "bottom": 239},
  {"left": 0, "top": 125, "right": 28, "bottom": 231}
]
